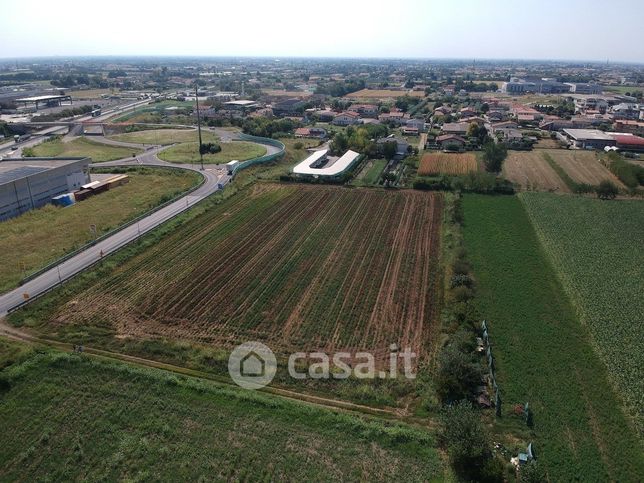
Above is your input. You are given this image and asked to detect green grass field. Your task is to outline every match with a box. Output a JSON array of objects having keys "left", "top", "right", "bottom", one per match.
[
  {"left": 0, "top": 168, "right": 200, "bottom": 293},
  {"left": 462, "top": 194, "right": 642, "bottom": 482},
  {"left": 519, "top": 193, "right": 644, "bottom": 433},
  {"left": 0, "top": 343, "right": 446, "bottom": 481},
  {"left": 354, "top": 159, "right": 387, "bottom": 186},
  {"left": 112, "top": 101, "right": 195, "bottom": 122},
  {"left": 158, "top": 141, "right": 266, "bottom": 164},
  {"left": 27, "top": 137, "right": 142, "bottom": 162},
  {"left": 109, "top": 129, "right": 218, "bottom": 145}
]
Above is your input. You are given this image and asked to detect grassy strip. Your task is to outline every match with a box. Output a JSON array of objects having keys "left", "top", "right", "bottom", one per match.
[
  {"left": 0, "top": 346, "right": 445, "bottom": 481},
  {"left": 541, "top": 151, "right": 586, "bottom": 192},
  {"left": 25, "top": 136, "right": 143, "bottom": 162},
  {"left": 158, "top": 140, "right": 265, "bottom": 164},
  {"left": 462, "top": 194, "right": 643, "bottom": 482}
]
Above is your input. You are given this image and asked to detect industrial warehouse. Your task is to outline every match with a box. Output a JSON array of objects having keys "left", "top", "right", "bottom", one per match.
[{"left": 0, "top": 157, "right": 90, "bottom": 220}]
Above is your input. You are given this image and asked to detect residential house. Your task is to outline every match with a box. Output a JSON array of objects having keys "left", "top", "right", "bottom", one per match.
[
  {"left": 460, "top": 107, "right": 477, "bottom": 118},
  {"left": 348, "top": 103, "right": 379, "bottom": 118},
  {"left": 441, "top": 122, "right": 470, "bottom": 135},
  {"left": 436, "top": 134, "right": 466, "bottom": 149},
  {"left": 376, "top": 136, "right": 410, "bottom": 160},
  {"left": 405, "top": 118, "right": 426, "bottom": 132},
  {"left": 294, "top": 127, "right": 327, "bottom": 139},
  {"left": 332, "top": 111, "right": 362, "bottom": 126}
]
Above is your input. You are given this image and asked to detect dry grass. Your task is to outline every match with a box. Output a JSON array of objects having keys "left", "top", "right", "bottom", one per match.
[
  {"left": 345, "top": 89, "right": 425, "bottom": 99},
  {"left": 502, "top": 151, "right": 569, "bottom": 192},
  {"left": 544, "top": 149, "right": 625, "bottom": 188},
  {"left": 0, "top": 169, "right": 199, "bottom": 293},
  {"left": 418, "top": 153, "right": 478, "bottom": 176},
  {"left": 68, "top": 89, "right": 115, "bottom": 99},
  {"left": 262, "top": 89, "right": 312, "bottom": 97}
]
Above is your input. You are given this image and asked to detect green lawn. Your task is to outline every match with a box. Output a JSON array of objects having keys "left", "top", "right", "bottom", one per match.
[
  {"left": 112, "top": 100, "right": 195, "bottom": 122},
  {"left": 519, "top": 193, "right": 644, "bottom": 433},
  {"left": 109, "top": 129, "right": 218, "bottom": 145},
  {"left": 158, "top": 141, "right": 266, "bottom": 164},
  {"left": 0, "top": 168, "right": 200, "bottom": 293},
  {"left": 27, "top": 137, "right": 142, "bottom": 162},
  {"left": 354, "top": 159, "right": 387, "bottom": 186},
  {"left": 462, "top": 194, "right": 643, "bottom": 482},
  {"left": 0, "top": 344, "right": 446, "bottom": 481}
]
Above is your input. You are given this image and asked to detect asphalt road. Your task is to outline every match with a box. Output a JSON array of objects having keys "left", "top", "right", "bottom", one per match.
[
  {"left": 0, "top": 149, "right": 231, "bottom": 317},
  {"left": 0, "top": 98, "right": 152, "bottom": 157}
]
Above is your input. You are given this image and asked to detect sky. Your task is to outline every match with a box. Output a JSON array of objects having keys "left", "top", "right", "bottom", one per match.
[{"left": 1, "top": 0, "right": 643, "bottom": 63}]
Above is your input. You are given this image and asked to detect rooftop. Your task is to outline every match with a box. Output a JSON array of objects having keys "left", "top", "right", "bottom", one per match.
[
  {"left": 0, "top": 158, "right": 88, "bottom": 185},
  {"left": 14, "top": 94, "right": 71, "bottom": 102},
  {"left": 293, "top": 149, "right": 360, "bottom": 176},
  {"left": 563, "top": 129, "right": 615, "bottom": 141}
]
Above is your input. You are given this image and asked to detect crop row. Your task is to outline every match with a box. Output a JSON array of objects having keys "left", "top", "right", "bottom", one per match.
[{"left": 55, "top": 185, "right": 444, "bottom": 367}]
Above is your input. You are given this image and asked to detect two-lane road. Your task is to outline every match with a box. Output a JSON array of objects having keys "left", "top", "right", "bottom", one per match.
[{"left": 0, "top": 154, "right": 229, "bottom": 317}]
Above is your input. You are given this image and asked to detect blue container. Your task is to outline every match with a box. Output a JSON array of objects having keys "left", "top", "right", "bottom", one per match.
[{"left": 52, "top": 193, "right": 76, "bottom": 207}]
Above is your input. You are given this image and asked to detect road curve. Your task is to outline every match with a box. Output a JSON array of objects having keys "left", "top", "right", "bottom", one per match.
[{"left": 0, "top": 134, "right": 283, "bottom": 317}]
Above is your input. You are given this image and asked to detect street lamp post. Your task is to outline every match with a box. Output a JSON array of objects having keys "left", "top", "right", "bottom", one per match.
[{"left": 195, "top": 85, "right": 204, "bottom": 171}]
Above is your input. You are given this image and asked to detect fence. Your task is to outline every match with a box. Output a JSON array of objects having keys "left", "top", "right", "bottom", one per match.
[{"left": 231, "top": 134, "right": 285, "bottom": 175}]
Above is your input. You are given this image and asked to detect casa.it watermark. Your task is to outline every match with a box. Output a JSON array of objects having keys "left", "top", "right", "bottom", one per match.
[{"left": 228, "top": 342, "right": 416, "bottom": 389}]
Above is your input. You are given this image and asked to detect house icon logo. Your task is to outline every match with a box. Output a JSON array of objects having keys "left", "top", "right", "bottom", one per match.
[{"left": 228, "top": 341, "right": 277, "bottom": 389}]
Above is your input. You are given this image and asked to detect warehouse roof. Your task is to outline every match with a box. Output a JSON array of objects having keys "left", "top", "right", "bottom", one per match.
[
  {"left": 562, "top": 129, "right": 614, "bottom": 141},
  {"left": 14, "top": 94, "right": 70, "bottom": 102},
  {"left": 0, "top": 158, "right": 89, "bottom": 185}
]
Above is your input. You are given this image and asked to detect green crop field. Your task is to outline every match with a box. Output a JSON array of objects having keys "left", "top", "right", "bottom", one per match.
[
  {"left": 109, "top": 128, "right": 218, "bottom": 145},
  {"left": 0, "top": 168, "right": 200, "bottom": 293},
  {"left": 111, "top": 100, "right": 195, "bottom": 123},
  {"left": 462, "top": 194, "right": 642, "bottom": 482},
  {"left": 158, "top": 141, "right": 266, "bottom": 164},
  {"left": 520, "top": 193, "right": 644, "bottom": 433},
  {"left": 27, "top": 137, "right": 142, "bottom": 162},
  {"left": 0, "top": 343, "right": 446, "bottom": 481}
]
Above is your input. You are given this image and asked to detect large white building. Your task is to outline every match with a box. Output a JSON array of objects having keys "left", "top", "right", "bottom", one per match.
[
  {"left": 292, "top": 149, "right": 361, "bottom": 177},
  {"left": 0, "top": 157, "right": 90, "bottom": 220}
]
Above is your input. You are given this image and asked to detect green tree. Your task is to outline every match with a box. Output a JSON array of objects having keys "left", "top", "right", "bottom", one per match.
[
  {"left": 482, "top": 141, "right": 507, "bottom": 173},
  {"left": 440, "top": 401, "right": 493, "bottom": 480},
  {"left": 596, "top": 180, "right": 619, "bottom": 200},
  {"left": 435, "top": 347, "right": 481, "bottom": 402},
  {"left": 382, "top": 141, "right": 397, "bottom": 160}
]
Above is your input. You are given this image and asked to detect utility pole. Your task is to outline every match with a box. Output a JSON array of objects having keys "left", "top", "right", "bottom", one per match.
[{"left": 195, "top": 84, "right": 204, "bottom": 171}]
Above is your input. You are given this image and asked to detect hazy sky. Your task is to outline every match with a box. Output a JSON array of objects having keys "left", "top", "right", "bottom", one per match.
[{"left": 1, "top": 0, "right": 643, "bottom": 62}]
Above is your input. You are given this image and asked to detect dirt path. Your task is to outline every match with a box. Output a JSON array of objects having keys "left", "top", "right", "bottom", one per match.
[{"left": 0, "top": 317, "right": 441, "bottom": 430}]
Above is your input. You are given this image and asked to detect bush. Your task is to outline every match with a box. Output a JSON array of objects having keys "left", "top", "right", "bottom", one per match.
[
  {"left": 199, "top": 142, "right": 221, "bottom": 155},
  {"left": 450, "top": 273, "right": 474, "bottom": 289},
  {"left": 440, "top": 401, "right": 495, "bottom": 480},
  {"left": 452, "top": 285, "right": 474, "bottom": 302},
  {"left": 452, "top": 259, "right": 471, "bottom": 276},
  {"left": 436, "top": 350, "right": 481, "bottom": 403},
  {"left": 596, "top": 180, "right": 619, "bottom": 200}
]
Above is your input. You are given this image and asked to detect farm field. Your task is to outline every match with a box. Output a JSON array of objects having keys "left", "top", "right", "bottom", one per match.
[
  {"left": 0, "top": 168, "right": 200, "bottom": 293},
  {"left": 520, "top": 193, "right": 644, "bottom": 433},
  {"left": 0, "top": 344, "right": 445, "bottom": 481},
  {"left": 12, "top": 185, "right": 444, "bottom": 372},
  {"left": 345, "top": 89, "right": 425, "bottom": 99},
  {"left": 26, "top": 137, "right": 142, "bottom": 162},
  {"left": 418, "top": 153, "right": 478, "bottom": 176},
  {"left": 109, "top": 128, "right": 217, "bottom": 145},
  {"left": 543, "top": 149, "right": 623, "bottom": 187},
  {"left": 462, "top": 195, "right": 642, "bottom": 482},
  {"left": 502, "top": 150, "right": 569, "bottom": 192},
  {"left": 261, "top": 89, "right": 312, "bottom": 97},
  {"left": 158, "top": 140, "right": 265, "bottom": 164},
  {"left": 68, "top": 88, "right": 115, "bottom": 99}
]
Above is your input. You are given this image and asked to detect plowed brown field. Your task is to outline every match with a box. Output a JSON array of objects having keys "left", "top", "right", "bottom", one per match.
[
  {"left": 53, "top": 185, "right": 444, "bottom": 367},
  {"left": 418, "top": 153, "right": 478, "bottom": 176},
  {"left": 503, "top": 151, "right": 570, "bottom": 192},
  {"left": 544, "top": 150, "right": 625, "bottom": 188}
]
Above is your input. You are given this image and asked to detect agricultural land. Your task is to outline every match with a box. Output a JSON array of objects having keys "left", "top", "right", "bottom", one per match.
[
  {"left": 461, "top": 194, "right": 643, "bottom": 482},
  {"left": 520, "top": 193, "right": 644, "bottom": 433},
  {"left": 11, "top": 185, "right": 444, "bottom": 376},
  {"left": 418, "top": 153, "right": 478, "bottom": 176},
  {"left": 0, "top": 343, "right": 446, "bottom": 481}
]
